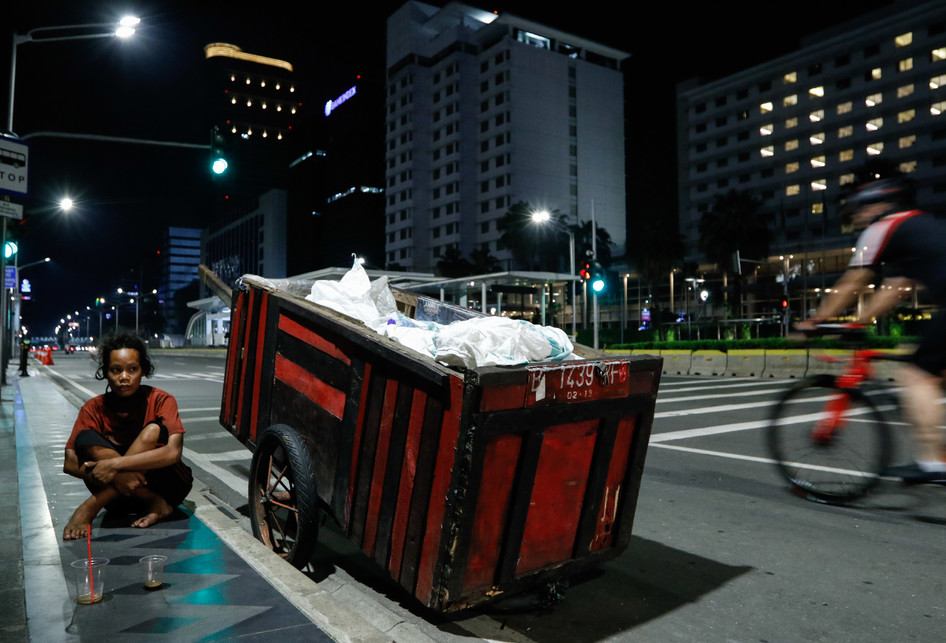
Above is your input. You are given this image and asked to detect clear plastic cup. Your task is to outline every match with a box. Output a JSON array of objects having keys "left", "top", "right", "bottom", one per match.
[
  {"left": 139, "top": 554, "right": 168, "bottom": 590},
  {"left": 71, "top": 558, "right": 108, "bottom": 604}
]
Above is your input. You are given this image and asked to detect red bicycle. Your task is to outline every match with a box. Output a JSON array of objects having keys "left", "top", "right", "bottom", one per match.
[{"left": 767, "top": 323, "right": 902, "bottom": 504}]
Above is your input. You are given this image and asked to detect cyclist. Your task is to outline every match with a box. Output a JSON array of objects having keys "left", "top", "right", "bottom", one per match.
[{"left": 797, "top": 173, "right": 946, "bottom": 483}]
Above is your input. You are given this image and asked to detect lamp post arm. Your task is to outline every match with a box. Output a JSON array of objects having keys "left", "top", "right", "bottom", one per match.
[{"left": 20, "top": 131, "right": 210, "bottom": 150}]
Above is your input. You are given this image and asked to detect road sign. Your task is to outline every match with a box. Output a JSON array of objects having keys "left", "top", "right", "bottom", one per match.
[
  {"left": 0, "top": 136, "right": 28, "bottom": 199},
  {"left": 4, "top": 266, "right": 16, "bottom": 289}
]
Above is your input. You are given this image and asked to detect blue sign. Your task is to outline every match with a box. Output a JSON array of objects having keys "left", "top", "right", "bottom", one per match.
[
  {"left": 4, "top": 265, "right": 15, "bottom": 289},
  {"left": 324, "top": 86, "right": 357, "bottom": 117}
]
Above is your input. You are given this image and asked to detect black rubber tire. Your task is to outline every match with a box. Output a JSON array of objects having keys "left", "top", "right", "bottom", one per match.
[
  {"left": 767, "top": 376, "right": 892, "bottom": 504},
  {"left": 249, "top": 424, "right": 319, "bottom": 568}
]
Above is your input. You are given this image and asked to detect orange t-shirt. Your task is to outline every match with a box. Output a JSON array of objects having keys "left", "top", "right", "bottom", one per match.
[{"left": 65, "top": 386, "right": 184, "bottom": 451}]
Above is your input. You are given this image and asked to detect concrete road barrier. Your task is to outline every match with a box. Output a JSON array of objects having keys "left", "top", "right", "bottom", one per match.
[
  {"left": 690, "top": 350, "right": 727, "bottom": 376},
  {"left": 659, "top": 350, "right": 692, "bottom": 375},
  {"left": 763, "top": 350, "right": 808, "bottom": 378},
  {"left": 724, "top": 349, "right": 766, "bottom": 377}
]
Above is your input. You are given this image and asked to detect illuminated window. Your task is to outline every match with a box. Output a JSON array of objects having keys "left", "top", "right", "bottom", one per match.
[
  {"left": 784, "top": 71, "right": 797, "bottom": 84},
  {"left": 898, "top": 84, "right": 915, "bottom": 98},
  {"left": 811, "top": 155, "right": 826, "bottom": 168},
  {"left": 898, "top": 109, "right": 915, "bottom": 123},
  {"left": 786, "top": 184, "right": 800, "bottom": 196},
  {"left": 933, "top": 47, "right": 946, "bottom": 61},
  {"left": 784, "top": 94, "right": 798, "bottom": 106},
  {"left": 809, "top": 86, "right": 824, "bottom": 98},
  {"left": 840, "top": 173, "right": 856, "bottom": 186},
  {"left": 900, "top": 134, "right": 916, "bottom": 148},
  {"left": 811, "top": 179, "right": 827, "bottom": 191},
  {"left": 866, "top": 117, "right": 883, "bottom": 131},
  {"left": 810, "top": 133, "right": 824, "bottom": 145},
  {"left": 760, "top": 124, "right": 774, "bottom": 136},
  {"left": 785, "top": 116, "right": 798, "bottom": 128},
  {"left": 866, "top": 93, "right": 883, "bottom": 107},
  {"left": 900, "top": 161, "right": 917, "bottom": 173},
  {"left": 837, "top": 101, "right": 853, "bottom": 115},
  {"left": 895, "top": 33, "right": 913, "bottom": 47},
  {"left": 810, "top": 109, "right": 824, "bottom": 122},
  {"left": 867, "top": 142, "right": 884, "bottom": 155},
  {"left": 868, "top": 68, "right": 882, "bottom": 80},
  {"left": 932, "top": 100, "right": 946, "bottom": 115},
  {"left": 786, "top": 161, "right": 799, "bottom": 173},
  {"left": 786, "top": 139, "right": 799, "bottom": 151},
  {"left": 899, "top": 58, "right": 913, "bottom": 72},
  {"left": 840, "top": 149, "right": 854, "bottom": 162},
  {"left": 812, "top": 203, "right": 824, "bottom": 215},
  {"left": 761, "top": 145, "right": 774, "bottom": 157},
  {"left": 760, "top": 101, "right": 774, "bottom": 114},
  {"left": 931, "top": 74, "right": 946, "bottom": 89}
]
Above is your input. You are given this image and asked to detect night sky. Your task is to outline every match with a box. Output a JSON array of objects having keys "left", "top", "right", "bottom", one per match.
[{"left": 2, "top": 0, "right": 896, "bottom": 336}]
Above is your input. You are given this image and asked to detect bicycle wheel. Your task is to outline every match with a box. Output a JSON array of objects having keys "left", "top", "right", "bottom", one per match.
[
  {"left": 767, "top": 375, "right": 892, "bottom": 504},
  {"left": 249, "top": 424, "right": 320, "bottom": 568}
]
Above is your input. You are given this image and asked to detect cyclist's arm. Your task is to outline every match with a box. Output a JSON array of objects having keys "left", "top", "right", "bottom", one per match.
[
  {"left": 858, "top": 277, "right": 912, "bottom": 323},
  {"left": 807, "top": 267, "right": 875, "bottom": 323}
]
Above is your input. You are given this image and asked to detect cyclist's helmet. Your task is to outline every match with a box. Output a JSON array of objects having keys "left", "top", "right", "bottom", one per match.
[{"left": 840, "top": 175, "right": 916, "bottom": 227}]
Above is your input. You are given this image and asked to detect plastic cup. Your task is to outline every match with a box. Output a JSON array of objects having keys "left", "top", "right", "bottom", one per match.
[
  {"left": 139, "top": 554, "right": 168, "bottom": 590},
  {"left": 71, "top": 558, "right": 108, "bottom": 604}
]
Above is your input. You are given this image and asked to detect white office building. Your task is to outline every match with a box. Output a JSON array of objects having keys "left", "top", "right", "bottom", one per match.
[
  {"left": 678, "top": 0, "right": 946, "bottom": 282},
  {"left": 385, "top": 1, "right": 629, "bottom": 272}
]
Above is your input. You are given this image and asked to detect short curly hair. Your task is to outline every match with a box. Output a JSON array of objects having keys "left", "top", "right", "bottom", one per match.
[{"left": 94, "top": 330, "right": 155, "bottom": 380}]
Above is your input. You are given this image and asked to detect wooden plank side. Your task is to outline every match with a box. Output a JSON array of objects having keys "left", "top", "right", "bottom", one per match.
[
  {"left": 387, "top": 388, "right": 428, "bottom": 579},
  {"left": 362, "top": 378, "right": 399, "bottom": 557},
  {"left": 350, "top": 369, "right": 387, "bottom": 544},
  {"left": 236, "top": 289, "right": 261, "bottom": 443},
  {"left": 459, "top": 433, "right": 522, "bottom": 593},
  {"left": 398, "top": 394, "right": 446, "bottom": 595},
  {"left": 373, "top": 382, "right": 415, "bottom": 569},
  {"left": 413, "top": 375, "right": 464, "bottom": 607},
  {"left": 588, "top": 415, "right": 636, "bottom": 551},
  {"left": 248, "top": 291, "right": 270, "bottom": 443},
  {"left": 343, "top": 361, "right": 373, "bottom": 527},
  {"left": 515, "top": 420, "right": 598, "bottom": 576},
  {"left": 221, "top": 289, "right": 245, "bottom": 429}
]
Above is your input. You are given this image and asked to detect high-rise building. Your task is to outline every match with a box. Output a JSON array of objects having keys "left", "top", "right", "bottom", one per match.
[
  {"left": 677, "top": 1, "right": 946, "bottom": 281},
  {"left": 384, "top": 2, "right": 629, "bottom": 273},
  {"left": 202, "top": 43, "right": 299, "bottom": 282},
  {"left": 158, "top": 226, "right": 201, "bottom": 333}
]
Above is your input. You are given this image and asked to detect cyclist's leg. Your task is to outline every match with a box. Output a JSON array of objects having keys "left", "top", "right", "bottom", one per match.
[
  {"left": 892, "top": 310, "right": 946, "bottom": 479},
  {"left": 897, "top": 363, "right": 944, "bottom": 464}
]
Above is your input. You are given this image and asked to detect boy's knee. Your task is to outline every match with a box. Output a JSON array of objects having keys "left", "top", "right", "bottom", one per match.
[{"left": 139, "top": 423, "right": 163, "bottom": 447}]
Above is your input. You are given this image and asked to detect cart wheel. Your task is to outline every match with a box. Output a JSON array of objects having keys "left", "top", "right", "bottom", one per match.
[{"left": 249, "top": 424, "right": 319, "bottom": 568}]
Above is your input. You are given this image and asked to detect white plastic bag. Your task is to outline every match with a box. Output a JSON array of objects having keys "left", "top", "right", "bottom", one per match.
[{"left": 305, "top": 259, "right": 397, "bottom": 324}]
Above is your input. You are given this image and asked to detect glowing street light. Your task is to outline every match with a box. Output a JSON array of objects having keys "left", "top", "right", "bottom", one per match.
[{"left": 7, "top": 15, "right": 141, "bottom": 132}]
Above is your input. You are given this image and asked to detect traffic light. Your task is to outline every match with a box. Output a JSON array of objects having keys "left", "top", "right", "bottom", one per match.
[
  {"left": 781, "top": 298, "right": 789, "bottom": 310},
  {"left": 579, "top": 259, "right": 592, "bottom": 280},
  {"left": 590, "top": 260, "right": 606, "bottom": 293},
  {"left": 3, "top": 241, "right": 17, "bottom": 260},
  {"left": 210, "top": 126, "right": 229, "bottom": 175}
]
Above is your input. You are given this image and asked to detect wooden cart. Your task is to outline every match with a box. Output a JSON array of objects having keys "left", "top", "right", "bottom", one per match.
[{"left": 219, "top": 273, "right": 662, "bottom": 612}]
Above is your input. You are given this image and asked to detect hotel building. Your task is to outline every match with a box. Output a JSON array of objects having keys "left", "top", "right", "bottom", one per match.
[{"left": 384, "top": 1, "right": 629, "bottom": 273}]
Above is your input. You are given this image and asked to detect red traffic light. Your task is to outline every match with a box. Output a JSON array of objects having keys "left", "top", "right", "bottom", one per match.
[
  {"left": 579, "top": 261, "right": 592, "bottom": 280},
  {"left": 781, "top": 299, "right": 789, "bottom": 309}
]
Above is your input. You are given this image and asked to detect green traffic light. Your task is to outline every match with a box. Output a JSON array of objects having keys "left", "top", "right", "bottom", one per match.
[{"left": 212, "top": 157, "right": 229, "bottom": 175}]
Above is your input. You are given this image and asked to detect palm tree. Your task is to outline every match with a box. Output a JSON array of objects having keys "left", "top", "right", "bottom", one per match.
[
  {"left": 698, "top": 188, "right": 773, "bottom": 316},
  {"left": 435, "top": 245, "right": 473, "bottom": 277},
  {"left": 626, "top": 215, "right": 685, "bottom": 330},
  {"left": 497, "top": 201, "right": 570, "bottom": 270}
]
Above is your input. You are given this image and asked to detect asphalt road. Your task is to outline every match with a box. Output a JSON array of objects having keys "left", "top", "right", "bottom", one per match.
[{"left": 41, "top": 351, "right": 946, "bottom": 642}]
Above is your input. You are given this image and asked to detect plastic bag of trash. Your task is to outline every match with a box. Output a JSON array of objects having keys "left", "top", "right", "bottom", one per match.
[
  {"left": 305, "top": 259, "right": 397, "bottom": 324},
  {"left": 306, "top": 259, "right": 573, "bottom": 368},
  {"left": 434, "top": 316, "right": 572, "bottom": 368}
]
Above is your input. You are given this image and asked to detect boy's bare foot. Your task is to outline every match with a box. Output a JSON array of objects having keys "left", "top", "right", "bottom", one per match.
[
  {"left": 131, "top": 496, "right": 174, "bottom": 529},
  {"left": 63, "top": 499, "right": 100, "bottom": 540}
]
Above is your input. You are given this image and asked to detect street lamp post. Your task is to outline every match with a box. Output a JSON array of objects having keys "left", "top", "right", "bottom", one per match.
[
  {"left": 530, "top": 209, "right": 577, "bottom": 338},
  {"left": 3, "top": 15, "right": 138, "bottom": 383}
]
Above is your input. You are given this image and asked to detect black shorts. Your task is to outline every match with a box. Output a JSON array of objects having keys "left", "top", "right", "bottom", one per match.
[
  {"left": 913, "top": 308, "right": 946, "bottom": 376},
  {"left": 74, "top": 429, "right": 193, "bottom": 507}
]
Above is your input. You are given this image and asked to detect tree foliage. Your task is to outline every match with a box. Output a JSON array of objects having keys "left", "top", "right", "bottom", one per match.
[{"left": 698, "top": 189, "right": 773, "bottom": 268}]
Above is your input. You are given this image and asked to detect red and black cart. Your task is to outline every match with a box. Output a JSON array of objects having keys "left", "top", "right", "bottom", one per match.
[{"left": 218, "top": 273, "right": 662, "bottom": 612}]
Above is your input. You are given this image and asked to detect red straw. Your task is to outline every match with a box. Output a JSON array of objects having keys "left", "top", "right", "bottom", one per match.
[{"left": 86, "top": 524, "right": 94, "bottom": 601}]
